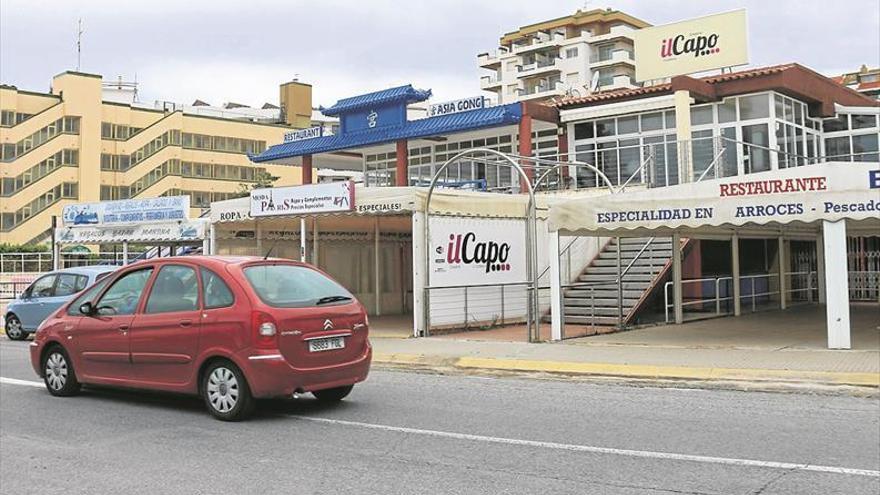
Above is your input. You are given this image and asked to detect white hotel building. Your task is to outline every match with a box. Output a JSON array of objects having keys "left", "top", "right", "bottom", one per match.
[{"left": 478, "top": 8, "right": 649, "bottom": 104}]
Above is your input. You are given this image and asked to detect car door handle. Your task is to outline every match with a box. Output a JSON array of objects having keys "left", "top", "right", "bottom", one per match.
[
  {"left": 118, "top": 325, "right": 129, "bottom": 333},
  {"left": 179, "top": 319, "right": 193, "bottom": 327}
]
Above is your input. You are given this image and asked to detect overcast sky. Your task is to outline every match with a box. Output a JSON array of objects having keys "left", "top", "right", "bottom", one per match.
[{"left": 1, "top": 0, "right": 878, "bottom": 108}]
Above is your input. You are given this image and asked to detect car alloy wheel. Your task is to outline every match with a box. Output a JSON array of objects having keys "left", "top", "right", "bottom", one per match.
[
  {"left": 5, "top": 316, "right": 25, "bottom": 340},
  {"left": 45, "top": 352, "right": 68, "bottom": 391},
  {"left": 207, "top": 367, "right": 240, "bottom": 414}
]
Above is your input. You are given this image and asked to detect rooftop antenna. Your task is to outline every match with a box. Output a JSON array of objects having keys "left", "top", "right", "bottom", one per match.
[{"left": 76, "top": 18, "right": 84, "bottom": 71}]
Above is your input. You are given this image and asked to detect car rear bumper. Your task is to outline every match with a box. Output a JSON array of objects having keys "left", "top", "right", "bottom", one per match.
[{"left": 240, "top": 343, "right": 372, "bottom": 399}]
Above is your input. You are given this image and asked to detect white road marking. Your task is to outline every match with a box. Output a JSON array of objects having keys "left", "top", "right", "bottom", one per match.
[
  {"left": 293, "top": 416, "right": 880, "bottom": 479},
  {"left": 1, "top": 376, "right": 877, "bottom": 478},
  {"left": 0, "top": 377, "right": 43, "bottom": 388}
]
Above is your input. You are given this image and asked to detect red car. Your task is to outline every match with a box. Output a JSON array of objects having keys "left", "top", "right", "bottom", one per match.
[{"left": 30, "top": 256, "right": 371, "bottom": 421}]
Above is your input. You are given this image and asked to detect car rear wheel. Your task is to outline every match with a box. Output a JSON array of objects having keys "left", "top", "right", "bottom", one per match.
[
  {"left": 42, "top": 346, "right": 81, "bottom": 397},
  {"left": 5, "top": 315, "right": 27, "bottom": 341},
  {"left": 202, "top": 360, "right": 254, "bottom": 421},
  {"left": 312, "top": 385, "right": 354, "bottom": 402}
]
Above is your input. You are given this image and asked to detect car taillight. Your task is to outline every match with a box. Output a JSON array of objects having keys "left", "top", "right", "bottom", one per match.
[{"left": 251, "top": 311, "right": 278, "bottom": 349}]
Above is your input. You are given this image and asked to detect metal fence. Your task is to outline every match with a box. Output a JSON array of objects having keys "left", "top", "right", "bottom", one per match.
[
  {"left": 424, "top": 282, "right": 532, "bottom": 330},
  {"left": 663, "top": 271, "right": 819, "bottom": 323},
  {"left": 0, "top": 251, "right": 147, "bottom": 273}
]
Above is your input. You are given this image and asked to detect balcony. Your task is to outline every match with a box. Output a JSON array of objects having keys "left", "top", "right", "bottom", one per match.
[
  {"left": 517, "top": 58, "right": 561, "bottom": 77},
  {"left": 480, "top": 74, "right": 503, "bottom": 90},
  {"left": 590, "top": 49, "right": 635, "bottom": 67},
  {"left": 477, "top": 51, "right": 504, "bottom": 69},
  {"left": 588, "top": 24, "right": 638, "bottom": 43},
  {"left": 597, "top": 74, "right": 638, "bottom": 91},
  {"left": 511, "top": 31, "right": 566, "bottom": 54},
  {"left": 520, "top": 79, "right": 565, "bottom": 100}
]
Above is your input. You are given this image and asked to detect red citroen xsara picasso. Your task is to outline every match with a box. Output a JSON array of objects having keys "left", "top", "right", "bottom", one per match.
[{"left": 30, "top": 256, "right": 371, "bottom": 421}]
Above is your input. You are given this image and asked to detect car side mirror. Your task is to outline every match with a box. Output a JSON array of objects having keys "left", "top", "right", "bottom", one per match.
[{"left": 79, "top": 302, "right": 95, "bottom": 316}]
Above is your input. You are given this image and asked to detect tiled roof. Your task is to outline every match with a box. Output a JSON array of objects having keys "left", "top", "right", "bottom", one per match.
[
  {"left": 252, "top": 103, "right": 522, "bottom": 162},
  {"left": 856, "top": 80, "right": 880, "bottom": 91},
  {"left": 321, "top": 84, "right": 432, "bottom": 116},
  {"left": 552, "top": 63, "right": 800, "bottom": 108}
]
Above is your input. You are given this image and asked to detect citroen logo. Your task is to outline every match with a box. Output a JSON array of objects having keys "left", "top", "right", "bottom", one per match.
[{"left": 323, "top": 319, "right": 334, "bottom": 330}]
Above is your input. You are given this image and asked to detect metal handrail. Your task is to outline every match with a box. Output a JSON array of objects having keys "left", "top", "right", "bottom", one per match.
[
  {"left": 696, "top": 145, "right": 727, "bottom": 182},
  {"left": 618, "top": 147, "right": 655, "bottom": 192}
]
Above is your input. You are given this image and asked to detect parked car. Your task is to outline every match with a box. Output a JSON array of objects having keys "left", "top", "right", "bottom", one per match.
[
  {"left": 5, "top": 266, "right": 118, "bottom": 341},
  {"left": 30, "top": 256, "right": 372, "bottom": 421}
]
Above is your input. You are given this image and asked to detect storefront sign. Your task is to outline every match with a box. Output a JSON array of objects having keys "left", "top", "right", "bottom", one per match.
[
  {"left": 55, "top": 219, "right": 206, "bottom": 244},
  {"left": 551, "top": 164, "right": 880, "bottom": 233},
  {"left": 428, "top": 96, "right": 486, "bottom": 117},
  {"left": 250, "top": 181, "right": 355, "bottom": 217},
  {"left": 61, "top": 196, "right": 190, "bottom": 227},
  {"left": 283, "top": 126, "right": 323, "bottom": 143},
  {"left": 429, "top": 217, "right": 527, "bottom": 288},
  {"left": 632, "top": 9, "right": 749, "bottom": 82}
]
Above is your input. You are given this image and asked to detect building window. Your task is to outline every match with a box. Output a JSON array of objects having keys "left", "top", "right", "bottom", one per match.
[
  {"left": 718, "top": 98, "right": 737, "bottom": 123},
  {"left": 739, "top": 94, "right": 769, "bottom": 120},
  {"left": 852, "top": 134, "right": 879, "bottom": 162},
  {"left": 851, "top": 114, "right": 878, "bottom": 130},
  {"left": 742, "top": 124, "right": 771, "bottom": 173},
  {"left": 565, "top": 47, "right": 578, "bottom": 58}
]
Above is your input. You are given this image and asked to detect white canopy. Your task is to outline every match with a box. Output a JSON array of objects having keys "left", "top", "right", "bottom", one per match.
[
  {"left": 55, "top": 219, "right": 208, "bottom": 245},
  {"left": 549, "top": 162, "right": 880, "bottom": 237},
  {"left": 209, "top": 184, "right": 581, "bottom": 225}
]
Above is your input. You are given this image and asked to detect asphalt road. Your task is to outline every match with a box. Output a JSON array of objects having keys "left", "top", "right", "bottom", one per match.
[{"left": 1, "top": 339, "right": 878, "bottom": 495}]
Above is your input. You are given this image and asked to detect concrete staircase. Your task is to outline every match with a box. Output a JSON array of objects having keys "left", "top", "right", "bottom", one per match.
[{"left": 560, "top": 237, "right": 675, "bottom": 326}]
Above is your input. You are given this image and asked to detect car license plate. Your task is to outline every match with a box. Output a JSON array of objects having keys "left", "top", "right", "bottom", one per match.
[{"left": 308, "top": 336, "right": 345, "bottom": 352}]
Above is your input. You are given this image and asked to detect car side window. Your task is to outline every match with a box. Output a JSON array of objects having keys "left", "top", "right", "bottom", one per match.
[
  {"left": 67, "top": 277, "right": 112, "bottom": 316},
  {"left": 55, "top": 274, "right": 86, "bottom": 297},
  {"left": 201, "top": 268, "right": 234, "bottom": 309},
  {"left": 95, "top": 268, "right": 154, "bottom": 316},
  {"left": 145, "top": 265, "right": 199, "bottom": 314},
  {"left": 74, "top": 275, "right": 89, "bottom": 291},
  {"left": 28, "top": 275, "right": 57, "bottom": 298}
]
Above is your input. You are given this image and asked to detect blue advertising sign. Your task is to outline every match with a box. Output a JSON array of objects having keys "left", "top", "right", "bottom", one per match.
[
  {"left": 62, "top": 196, "right": 190, "bottom": 227},
  {"left": 342, "top": 103, "right": 406, "bottom": 133}
]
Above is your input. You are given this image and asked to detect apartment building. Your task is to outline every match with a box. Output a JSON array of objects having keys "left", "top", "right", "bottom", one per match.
[
  {"left": 0, "top": 71, "right": 323, "bottom": 245},
  {"left": 477, "top": 8, "right": 650, "bottom": 104}
]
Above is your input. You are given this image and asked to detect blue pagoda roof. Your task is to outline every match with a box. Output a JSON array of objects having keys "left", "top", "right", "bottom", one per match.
[
  {"left": 252, "top": 103, "right": 523, "bottom": 162},
  {"left": 321, "top": 84, "right": 432, "bottom": 116}
]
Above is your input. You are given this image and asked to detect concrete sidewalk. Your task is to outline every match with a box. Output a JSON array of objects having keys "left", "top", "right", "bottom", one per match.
[{"left": 371, "top": 335, "right": 880, "bottom": 392}]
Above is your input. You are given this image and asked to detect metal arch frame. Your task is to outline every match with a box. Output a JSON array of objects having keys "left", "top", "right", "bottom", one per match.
[
  {"left": 506, "top": 153, "right": 617, "bottom": 192},
  {"left": 423, "top": 148, "right": 541, "bottom": 341}
]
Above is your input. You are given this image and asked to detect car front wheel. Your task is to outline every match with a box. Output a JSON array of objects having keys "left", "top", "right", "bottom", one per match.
[
  {"left": 5, "top": 315, "right": 27, "bottom": 341},
  {"left": 312, "top": 385, "right": 353, "bottom": 402},
  {"left": 42, "top": 346, "right": 81, "bottom": 397},
  {"left": 202, "top": 360, "right": 254, "bottom": 421}
]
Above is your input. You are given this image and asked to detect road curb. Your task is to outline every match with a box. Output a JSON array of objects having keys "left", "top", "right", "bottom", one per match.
[{"left": 372, "top": 353, "right": 880, "bottom": 390}]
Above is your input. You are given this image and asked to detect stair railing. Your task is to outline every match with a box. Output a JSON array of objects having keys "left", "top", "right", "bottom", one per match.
[{"left": 617, "top": 145, "right": 656, "bottom": 193}]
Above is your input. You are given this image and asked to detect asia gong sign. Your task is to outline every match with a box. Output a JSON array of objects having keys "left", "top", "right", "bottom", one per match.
[{"left": 632, "top": 9, "right": 749, "bottom": 82}]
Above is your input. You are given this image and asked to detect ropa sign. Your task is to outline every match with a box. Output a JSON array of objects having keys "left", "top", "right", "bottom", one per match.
[
  {"left": 429, "top": 217, "right": 526, "bottom": 287},
  {"left": 250, "top": 181, "right": 355, "bottom": 217}
]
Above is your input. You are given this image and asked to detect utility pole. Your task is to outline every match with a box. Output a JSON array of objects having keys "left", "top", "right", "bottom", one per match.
[{"left": 76, "top": 18, "right": 84, "bottom": 71}]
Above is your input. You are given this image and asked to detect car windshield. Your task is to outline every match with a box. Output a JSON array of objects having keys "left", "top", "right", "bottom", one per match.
[{"left": 243, "top": 264, "right": 353, "bottom": 308}]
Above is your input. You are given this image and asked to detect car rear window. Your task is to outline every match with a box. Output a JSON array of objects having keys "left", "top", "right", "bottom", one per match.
[{"left": 243, "top": 264, "right": 353, "bottom": 308}]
